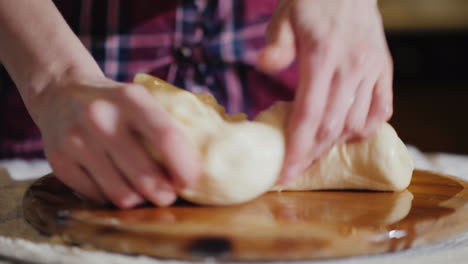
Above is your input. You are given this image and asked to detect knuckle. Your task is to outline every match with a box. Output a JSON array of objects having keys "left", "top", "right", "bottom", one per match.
[
  {"left": 84, "top": 100, "right": 103, "bottom": 127},
  {"left": 344, "top": 122, "right": 362, "bottom": 137},
  {"left": 317, "top": 121, "right": 340, "bottom": 141},
  {"left": 300, "top": 33, "right": 316, "bottom": 46},
  {"left": 63, "top": 128, "right": 85, "bottom": 149},
  {"left": 349, "top": 50, "right": 368, "bottom": 69},
  {"left": 316, "top": 35, "right": 335, "bottom": 54},
  {"left": 117, "top": 84, "right": 146, "bottom": 101},
  {"left": 298, "top": 34, "right": 333, "bottom": 55},
  {"left": 84, "top": 100, "right": 121, "bottom": 137}
]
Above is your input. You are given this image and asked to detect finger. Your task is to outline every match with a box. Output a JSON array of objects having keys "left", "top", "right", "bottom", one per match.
[
  {"left": 359, "top": 67, "right": 394, "bottom": 139},
  {"left": 46, "top": 150, "right": 106, "bottom": 204},
  {"left": 343, "top": 81, "right": 375, "bottom": 142},
  {"left": 84, "top": 98, "right": 177, "bottom": 206},
  {"left": 64, "top": 133, "right": 143, "bottom": 209},
  {"left": 343, "top": 62, "right": 381, "bottom": 142},
  {"left": 311, "top": 67, "right": 362, "bottom": 161},
  {"left": 118, "top": 85, "right": 201, "bottom": 188},
  {"left": 280, "top": 42, "right": 336, "bottom": 184},
  {"left": 264, "top": 1, "right": 293, "bottom": 46},
  {"left": 106, "top": 130, "right": 177, "bottom": 207},
  {"left": 257, "top": 19, "right": 296, "bottom": 73}
]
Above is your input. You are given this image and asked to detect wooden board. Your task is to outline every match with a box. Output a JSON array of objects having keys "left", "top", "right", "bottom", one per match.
[
  {"left": 379, "top": 0, "right": 468, "bottom": 31},
  {"left": 22, "top": 170, "right": 468, "bottom": 261}
]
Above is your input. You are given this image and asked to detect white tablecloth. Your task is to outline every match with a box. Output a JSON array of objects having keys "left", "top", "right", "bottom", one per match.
[{"left": 0, "top": 146, "right": 467, "bottom": 264}]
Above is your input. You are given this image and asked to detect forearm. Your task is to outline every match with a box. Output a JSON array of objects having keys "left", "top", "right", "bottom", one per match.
[{"left": 0, "top": 0, "right": 103, "bottom": 109}]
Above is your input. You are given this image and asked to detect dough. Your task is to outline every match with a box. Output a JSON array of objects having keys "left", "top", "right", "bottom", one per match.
[
  {"left": 255, "top": 102, "right": 414, "bottom": 192},
  {"left": 134, "top": 74, "right": 414, "bottom": 206},
  {"left": 134, "top": 74, "right": 284, "bottom": 205}
]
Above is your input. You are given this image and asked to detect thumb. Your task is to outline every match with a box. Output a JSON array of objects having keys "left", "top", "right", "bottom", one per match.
[{"left": 257, "top": 19, "right": 296, "bottom": 73}]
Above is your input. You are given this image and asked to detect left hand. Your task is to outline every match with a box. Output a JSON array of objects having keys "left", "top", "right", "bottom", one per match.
[{"left": 257, "top": 0, "right": 394, "bottom": 185}]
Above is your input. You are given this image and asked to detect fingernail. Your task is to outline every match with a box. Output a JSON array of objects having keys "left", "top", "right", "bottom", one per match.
[
  {"left": 155, "top": 191, "right": 177, "bottom": 207},
  {"left": 121, "top": 193, "right": 143, "bottom": 208}
]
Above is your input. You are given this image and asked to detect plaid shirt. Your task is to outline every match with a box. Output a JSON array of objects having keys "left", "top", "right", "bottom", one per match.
[{"left": 0, "top": 0, "right": 297, "bottom": 158}]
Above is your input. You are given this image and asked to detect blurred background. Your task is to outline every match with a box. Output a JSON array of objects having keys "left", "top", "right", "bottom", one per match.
[{"left": 379, "top": 0, "right": 468, "bottom": 154}]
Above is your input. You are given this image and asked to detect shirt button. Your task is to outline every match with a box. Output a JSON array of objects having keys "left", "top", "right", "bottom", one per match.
[{"left": 180, "top": 47, "right": 192, "bottom": 58}]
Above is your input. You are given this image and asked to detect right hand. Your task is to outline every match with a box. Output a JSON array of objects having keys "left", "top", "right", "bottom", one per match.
[
  {"left": 257, "top": 0, "right": 393, "bottom": 185},
  {"left": 33, "top": 74, "right": 201, "bottom": 208}
]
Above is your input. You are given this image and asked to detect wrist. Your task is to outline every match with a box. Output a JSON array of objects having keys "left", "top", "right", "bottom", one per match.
[
  {"left": 22, "top": 59, "right": 104, "bottom": 123},
  {"left": 20, "top": 56, "right": 104, "bottom": 110}
]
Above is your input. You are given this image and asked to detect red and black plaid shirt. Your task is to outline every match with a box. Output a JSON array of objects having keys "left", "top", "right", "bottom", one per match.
[{"left": 0, "top": 0, "right": 298, "bottom": 159}]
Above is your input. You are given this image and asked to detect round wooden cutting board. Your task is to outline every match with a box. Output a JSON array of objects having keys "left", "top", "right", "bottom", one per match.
[{"left": 22, "top": 170, "right": 468, "bottom": 261}]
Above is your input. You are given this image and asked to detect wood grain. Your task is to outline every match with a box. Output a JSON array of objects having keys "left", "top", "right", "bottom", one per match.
[{"left": 22, "top": 170, "right": 468, "bottom": 261}]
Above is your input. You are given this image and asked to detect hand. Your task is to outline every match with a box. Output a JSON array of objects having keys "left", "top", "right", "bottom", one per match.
[
  {"left": 33, "top": 74, "right": 201, "bottom": 208},
  {"left": 257, "top": 0, "right": 393, "bottom": 184}
]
